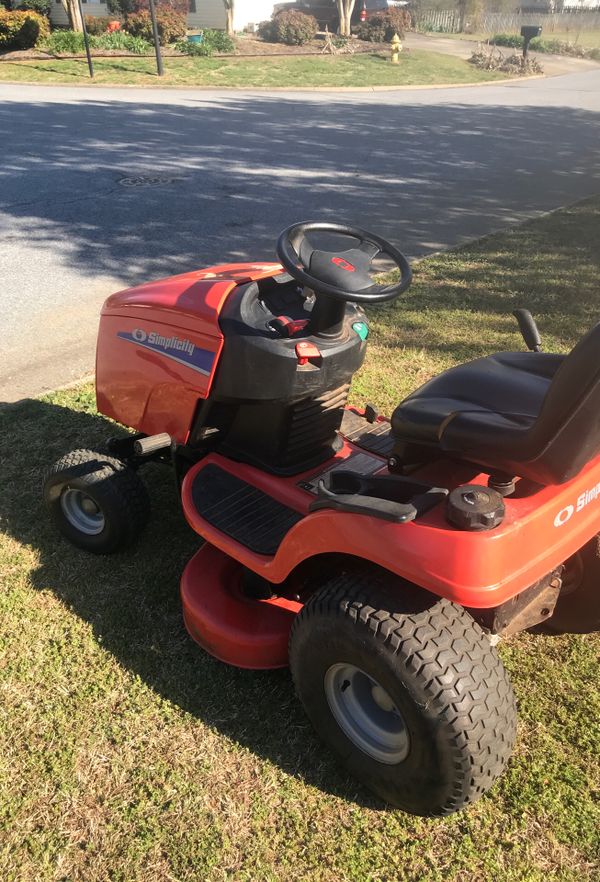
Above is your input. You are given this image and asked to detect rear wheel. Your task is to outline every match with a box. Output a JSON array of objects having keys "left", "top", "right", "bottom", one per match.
[
  {"left": 289, "top": 571, "right": 517, "bottom": 816},
  {"left": 44, "top": 448, "right": 149, "bottom": 553},
  {"left": 544, "top": 536, "right": 600, "bottom": 634}
]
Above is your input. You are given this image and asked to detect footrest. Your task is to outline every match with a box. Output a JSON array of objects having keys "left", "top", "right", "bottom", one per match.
[
  {"left": 191, "top": 464, "right": 303, "bottom": 555},
  {"left": 341, "top": 409, "right": 394, "bottom": 457}
]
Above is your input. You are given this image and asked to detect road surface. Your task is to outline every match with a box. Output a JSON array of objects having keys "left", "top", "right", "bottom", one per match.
[{"left": 0, "top": 70, "right": 599, "bottom": 401}]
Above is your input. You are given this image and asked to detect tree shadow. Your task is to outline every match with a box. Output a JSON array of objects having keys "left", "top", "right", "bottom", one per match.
[
  {"left": 1, "top": 92, "right": 599, "bottom": 288},
  {"left": 0, "top": 396, "right": 379, "bottom": 806}
]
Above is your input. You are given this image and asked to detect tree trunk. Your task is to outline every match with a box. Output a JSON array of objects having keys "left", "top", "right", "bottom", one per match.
[
  {"left": 457, "top": 0, "right": 466, "bottom": 33},
  {"left": 224, "top": 1, "right": 234, "bottom": 37},
  {"left": 336, "top": 1, "right": 355, "bottom": 37},
  {"left": 62, "top": 0, "right": 83, "bottom": 31}
]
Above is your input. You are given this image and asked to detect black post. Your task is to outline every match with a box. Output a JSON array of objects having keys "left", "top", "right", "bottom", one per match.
[
  {"left": 522, "top": 36, "right": 531, "bottom": 60},
  {"left": 148, "top": 0, "right": 164, "bottom": 77},
  {"left": 77, "top": 0, "right": 94, "bottom": 78}
]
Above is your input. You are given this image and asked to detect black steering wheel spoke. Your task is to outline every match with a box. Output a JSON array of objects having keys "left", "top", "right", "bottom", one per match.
[
  {"left": 357, "top": 240, "right": 381, "bottom": 259},
  {"left": 276, "top": 221, "right": 412, "bottom": 305}
]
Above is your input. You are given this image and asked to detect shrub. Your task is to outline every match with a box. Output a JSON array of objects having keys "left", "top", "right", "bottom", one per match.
[
  {"left": 124, "top": 7, "right": 186, "bottom": 44},
  {"left": 175, "top": 38, "right": 210, "bottom": 56},
  {"left": 489, "top": 33, "right": 523, "bottom": 48},
  {"left": 201, "top": 27, "right": 234, "bottom": 53},
  {"left": 257, "top": 18, "right": 276, "bottom": 42},
  {"left": 0, "top": 9, "right": 49, "bottom": 49},
  {"left": 15, "top": 0, "right": 50, "bottom": 17},
  {"left": 469, "top": 44, "right": 543, "bottom": 76},
  {"left": 43, "top": 28, "right": 151, "bottom": 54},
  {"left": 175, "top": 29, "right": 234, "bottom": 57},
  {"left": 85, "top": 15, "right": 120, "bottom": 36},
  {"left": 259, "top": 9, "right": 318, "bottom": 46},
  {"left": 490, "top": 33, "right": 596, "bottom": 59},
  {"left": 356, "top": 8, "right": 411, "bottom": 42},
  {"left": 42, "top": 28, "right": 84, "bottom": 53},
  {"left": 93, "top": 30, "right": 150, "bottom": 52},
  {"left": 84, "top": 15, "right": 113, "bottom": 35}
]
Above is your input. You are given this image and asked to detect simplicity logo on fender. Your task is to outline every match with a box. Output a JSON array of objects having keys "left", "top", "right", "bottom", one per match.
[
  {"left": 554, "top": 480, "right": 600, "bottom": 527},
  {"left": 117, "top": 328, "right": 215, "bottom": 376}
]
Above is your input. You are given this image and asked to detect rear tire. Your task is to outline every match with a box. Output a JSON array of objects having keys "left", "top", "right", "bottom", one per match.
[
  {"left": 43, "top": 448, "right": 149, "bottom": 554},
  {"left": 289, "top": 571, "right": 517, "bottom": 816},
  {"left": 544, "top": 536, "right": 600, "bottom": 634}
]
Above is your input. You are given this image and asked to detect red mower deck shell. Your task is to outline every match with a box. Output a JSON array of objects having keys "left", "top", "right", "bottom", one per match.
[
  {"left": 181, "top": 436, "right": 600, "bottom": 609},
  {"left": 96, "top": 263, "right": 282, "bottom": 442},
  {"left": 181, "top": 543, "right": 302, "bottom": 669}
]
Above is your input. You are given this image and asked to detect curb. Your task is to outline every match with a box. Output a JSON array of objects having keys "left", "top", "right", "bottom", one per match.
[{"left": 0, "top": 75, "right": 544, "bottom": 92}]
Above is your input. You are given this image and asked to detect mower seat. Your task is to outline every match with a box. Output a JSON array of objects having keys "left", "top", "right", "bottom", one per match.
[{"left": 391, "top": 322, "right": 600, "bottom": 486}]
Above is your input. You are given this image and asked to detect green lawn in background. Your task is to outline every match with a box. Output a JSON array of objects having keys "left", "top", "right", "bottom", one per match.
[
  {"left": 0, "top": 50, "right": 508, "bottom": 87},
  {"left": 1, "top": 196, "right": 599, "bottom": 881},
  {"left": 424, "top": 28, "right": 600, "bottom": 48}
]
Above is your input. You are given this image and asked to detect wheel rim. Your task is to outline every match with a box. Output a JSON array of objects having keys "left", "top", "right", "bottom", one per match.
[
  {"left": 60, "top": 488, "right": 105, "bottom": 535},
  {"left": 324, "top": 663, "right": 410, "bottom": 764}
]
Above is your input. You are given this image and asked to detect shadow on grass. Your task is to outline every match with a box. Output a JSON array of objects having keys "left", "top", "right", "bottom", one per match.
[{"left": 0, "top": 396, "right": 379, "bottom": 807}]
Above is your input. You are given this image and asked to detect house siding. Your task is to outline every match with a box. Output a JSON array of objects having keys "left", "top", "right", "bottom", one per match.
[
  {"left": 47, "top": 0, "right": 275, "bottom": 30},
  {"left": 187, "top": 0, "right": 226, "bottom": 30}
]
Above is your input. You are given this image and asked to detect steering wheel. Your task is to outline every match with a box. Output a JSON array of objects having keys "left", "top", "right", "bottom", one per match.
[{"left": 276, "top": 221, "right": 412, "bottom": 304}]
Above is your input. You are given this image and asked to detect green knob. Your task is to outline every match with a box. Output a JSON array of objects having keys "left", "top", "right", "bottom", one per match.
[{"left": 352, "top": 321, "right": 369, "bottom": 341}]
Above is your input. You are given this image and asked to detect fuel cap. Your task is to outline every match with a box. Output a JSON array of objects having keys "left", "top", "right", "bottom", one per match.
[{"left": 446, "top": 484, "right": 505, "bottom": 531}]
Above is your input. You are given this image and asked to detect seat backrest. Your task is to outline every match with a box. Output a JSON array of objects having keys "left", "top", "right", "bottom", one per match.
[{"left": 529, "top": 322, "right": 600, "bottom": 483}]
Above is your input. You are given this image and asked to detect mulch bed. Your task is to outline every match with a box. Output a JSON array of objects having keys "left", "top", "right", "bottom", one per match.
[{"left": 0, "top": 34, "right": 391, "bottom": 62}]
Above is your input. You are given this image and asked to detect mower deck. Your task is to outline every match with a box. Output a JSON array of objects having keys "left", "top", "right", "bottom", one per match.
[{"left": 181, "top": 543, "right": 301, "bottom": 669}]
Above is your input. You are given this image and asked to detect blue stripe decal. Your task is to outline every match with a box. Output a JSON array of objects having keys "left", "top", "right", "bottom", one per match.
[{"left": 117, "top": 330, "right": 215, "bottom": 376}]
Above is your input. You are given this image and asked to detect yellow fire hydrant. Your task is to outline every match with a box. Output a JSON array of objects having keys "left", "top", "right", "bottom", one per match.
[{"left": 390, "top": 32, "right": 402, "bottom": 64}]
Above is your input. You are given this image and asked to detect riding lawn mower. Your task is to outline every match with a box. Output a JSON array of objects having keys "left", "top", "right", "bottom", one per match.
[{"left": 44, "top": 222, "right": 600, "bottom": 816}]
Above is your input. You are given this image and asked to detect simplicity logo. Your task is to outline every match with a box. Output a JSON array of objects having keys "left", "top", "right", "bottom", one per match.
[
  {"left": 554, "top": 479, "right": 600, "bottom": 527},
  {"left": 131, "top": 328, "right": 195, "bottom": 355},
  {"left": 117, "top": 327, "right": 215, "bottom": 376}
]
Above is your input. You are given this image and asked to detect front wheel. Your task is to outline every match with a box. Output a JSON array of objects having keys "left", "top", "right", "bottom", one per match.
[
  {"left": 289, "top": 571, "right": 517, "bottom": 816},
  {"left": 43, "top": 448, "right": 150, "bottom": 553}
]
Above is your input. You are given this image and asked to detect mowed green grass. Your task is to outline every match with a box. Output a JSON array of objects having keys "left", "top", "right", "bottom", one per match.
[
  {"left": 0, "top": 50, "right": 506, "bottom": 87},
  {"left": 425, "top": 28, "right": 600, "bottom": 49},
  {"left": 1, "top": 197, "right": 600, "bottom": 881}
]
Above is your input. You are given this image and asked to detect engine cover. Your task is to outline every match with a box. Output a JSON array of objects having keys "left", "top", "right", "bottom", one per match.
[{"left": 96, "top": 263, "right": 282, "bottom": 443}]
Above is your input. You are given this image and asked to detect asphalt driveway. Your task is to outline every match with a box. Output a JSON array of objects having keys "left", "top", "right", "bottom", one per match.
[{"left": 0, "top": 71, "right": 599, "bottom": 401}]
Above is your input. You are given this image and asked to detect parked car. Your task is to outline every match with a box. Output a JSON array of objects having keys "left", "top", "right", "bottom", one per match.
[{"left": 272, "top": 0, "right": 409, "bottom": 32}]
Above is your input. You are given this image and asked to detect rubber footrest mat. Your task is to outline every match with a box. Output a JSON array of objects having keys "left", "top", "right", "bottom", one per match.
[
  {"left": 191, "top": 464, "right": 303, "bottom": 556},
  {"left": 341, "top": 410, "right": 394, "bottom": 457}
]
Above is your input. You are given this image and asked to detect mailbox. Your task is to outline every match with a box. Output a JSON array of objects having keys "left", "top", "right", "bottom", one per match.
[{"left": 521, "top": 25, "right": 542, "bottom": 40}]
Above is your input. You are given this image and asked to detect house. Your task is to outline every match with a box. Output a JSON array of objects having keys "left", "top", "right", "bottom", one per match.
[{"left": 48, "top": 0, "right": 280, "bottom": 30}]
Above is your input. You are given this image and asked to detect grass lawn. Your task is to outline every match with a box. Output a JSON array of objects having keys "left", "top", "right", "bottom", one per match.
[
  {"left": 0, "top": 50, "right": 508, "bottom": 87},
  {"left": 425, "top": 28, "right": 600, "bottom": 48},
  {"left": 1, "top": 197, "right": 600, "bottom": 881}
]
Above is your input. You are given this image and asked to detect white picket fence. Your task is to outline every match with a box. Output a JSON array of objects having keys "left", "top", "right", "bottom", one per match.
[{"left": 415, "top": 9, "right": 600, "bottom": 34}]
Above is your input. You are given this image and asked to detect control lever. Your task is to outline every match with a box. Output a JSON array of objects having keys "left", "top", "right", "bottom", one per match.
[{"left": 512, "top": 309, "right": 541, "bottom": 352}]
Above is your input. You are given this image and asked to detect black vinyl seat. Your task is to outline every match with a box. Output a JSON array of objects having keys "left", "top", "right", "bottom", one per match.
[{"left": 391, "top": 322, "right": 600, "bottom": 486}]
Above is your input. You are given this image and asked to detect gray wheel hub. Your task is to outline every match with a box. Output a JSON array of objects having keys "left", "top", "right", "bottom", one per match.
[
  {"left": 324, "top": 663, "right": 410, "bottom": 764},
  {"left": 60, "top": 488, "right": 105, "bottom": 535}
]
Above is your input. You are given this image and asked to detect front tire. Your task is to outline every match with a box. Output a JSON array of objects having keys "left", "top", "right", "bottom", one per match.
[
  {"left": 44, "top": 448, "right": 149, "bottom": 553},
  {"left": 289, "top": 571, "right": 517, "bottom": 816}
]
